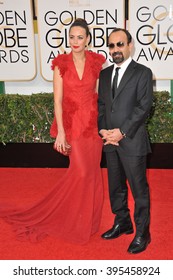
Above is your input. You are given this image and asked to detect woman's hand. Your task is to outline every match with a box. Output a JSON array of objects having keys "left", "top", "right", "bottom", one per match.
[
  {"left": 54, "top": 131, "right": 67, "bottom": 153},
  {"left": 53, "top": 131, "right": 71, "bottom": 155}
]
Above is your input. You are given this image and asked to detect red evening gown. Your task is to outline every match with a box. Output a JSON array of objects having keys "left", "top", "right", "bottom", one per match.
[{"left": 0, "top": 51, "right": 106, "bottom": 244}]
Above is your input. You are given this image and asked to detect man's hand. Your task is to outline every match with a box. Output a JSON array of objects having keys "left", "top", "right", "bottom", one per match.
[{"left": 99, "top": 129, "right": 122, "bottom": 146}]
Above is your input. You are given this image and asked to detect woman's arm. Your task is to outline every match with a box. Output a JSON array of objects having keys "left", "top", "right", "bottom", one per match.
[{"left": 53, "top": 66, "right": 67, "bottom": 153}]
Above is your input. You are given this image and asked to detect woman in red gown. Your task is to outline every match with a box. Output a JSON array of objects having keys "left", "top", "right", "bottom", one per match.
[{"left": 0, "top": 18, "right": 106, "bottom": 244}]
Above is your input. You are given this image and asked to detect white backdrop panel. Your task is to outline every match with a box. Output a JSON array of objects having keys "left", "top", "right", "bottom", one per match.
[
  {"left": 129, "top": 1, "right": 173, "bottom": 80},
  {"left": 37, "top": 0, "right": 125, "bottom": 81},
  {"left": 0, "top": 0, "right": 36, "bottom": 81}
]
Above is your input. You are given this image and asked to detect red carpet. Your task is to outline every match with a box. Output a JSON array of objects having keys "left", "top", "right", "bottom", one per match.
[{"left": 0, "top": 168, "right": 173, "bottom": 260}]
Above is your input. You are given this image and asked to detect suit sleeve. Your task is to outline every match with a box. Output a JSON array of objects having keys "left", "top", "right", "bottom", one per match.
[{"left": 121, "top": 67, "right": 153, "bottom": 139}]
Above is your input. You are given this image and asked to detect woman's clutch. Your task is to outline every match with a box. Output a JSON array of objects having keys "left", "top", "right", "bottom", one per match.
[
  {"left": 62, "top": 143, "right": 71, "bottom": 156},
  {"left": 53, "top": 143, "right": 71, "bottom": 156}
]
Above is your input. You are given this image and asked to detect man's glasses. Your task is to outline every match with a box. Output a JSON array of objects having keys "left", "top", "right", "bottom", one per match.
[{"left": 108, "top": 42, "right": 126, "bottom": 49}]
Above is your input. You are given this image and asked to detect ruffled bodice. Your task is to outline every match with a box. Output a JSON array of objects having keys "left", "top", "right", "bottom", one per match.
[{"left": 50, "top": 51, "right": 106, "bottom": 142}]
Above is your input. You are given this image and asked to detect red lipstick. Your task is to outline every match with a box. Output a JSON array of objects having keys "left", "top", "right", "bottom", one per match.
[{"left": 73, "top": 46, "right": 80, "bottom": 49}]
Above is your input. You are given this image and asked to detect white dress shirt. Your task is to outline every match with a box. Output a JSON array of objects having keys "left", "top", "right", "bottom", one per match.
[{"left": 112, "top": 56, "right": 132, "bottom": 87}]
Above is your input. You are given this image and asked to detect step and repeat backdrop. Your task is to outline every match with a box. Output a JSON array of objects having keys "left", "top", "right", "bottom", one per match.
[
  {"left": 129, "top": 1, "right": 173, "bottom": 80},
  {"left": 36, "top": 0, "right": 124, "bottom": 80},
  {"left": 0, "top": 0, "right": 173, "bottom": 82},
  {"left": 0, "top": 0, "right": 36, "bottom": 81},
  {"left": 0, "top": 0, "right": 124, "bottom": 82}
]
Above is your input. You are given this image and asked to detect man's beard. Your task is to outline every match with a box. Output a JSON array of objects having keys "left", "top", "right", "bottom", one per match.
[{"left": 112, "top": 52, "right": 124, "bottom": 64}]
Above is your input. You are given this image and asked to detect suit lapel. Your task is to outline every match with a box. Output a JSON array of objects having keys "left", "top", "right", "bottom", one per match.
[
  {"left": 106, "top": 65, "right": 114, "bottom": 101},
  {"left": 113, "top": 60, "right": 137, "bottom": 102}
]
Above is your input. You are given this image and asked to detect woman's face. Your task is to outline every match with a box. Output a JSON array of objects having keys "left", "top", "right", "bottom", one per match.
[{"left": 69, "top": 26, "right": 89, "bottom": 52}]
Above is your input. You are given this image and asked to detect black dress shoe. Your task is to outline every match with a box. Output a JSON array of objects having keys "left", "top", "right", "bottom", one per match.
[
  {"left": 101, "top": 223, "right": 133, "bottom": 240},
  {"left": 127, "top": 234, "right": 151, "bottom": 254}
]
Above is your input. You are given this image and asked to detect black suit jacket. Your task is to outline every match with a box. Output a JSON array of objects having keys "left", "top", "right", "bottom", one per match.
[{"left": 98, "top": 60, "right": 153, "bottom": 156}]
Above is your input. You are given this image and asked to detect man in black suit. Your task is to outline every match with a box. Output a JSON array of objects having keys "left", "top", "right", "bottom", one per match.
[{"left": 98, "top": 28, "right": 153, "bottom": 254}]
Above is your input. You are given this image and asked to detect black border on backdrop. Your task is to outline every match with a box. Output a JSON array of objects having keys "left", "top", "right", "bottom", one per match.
[{"left": 0, "top": 143, "right": 172, "bottom": 169}]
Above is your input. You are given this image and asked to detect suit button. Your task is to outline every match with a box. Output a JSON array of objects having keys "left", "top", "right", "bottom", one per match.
[{"left": 111, "top": 110, "right": 114, "bottom": 113}]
